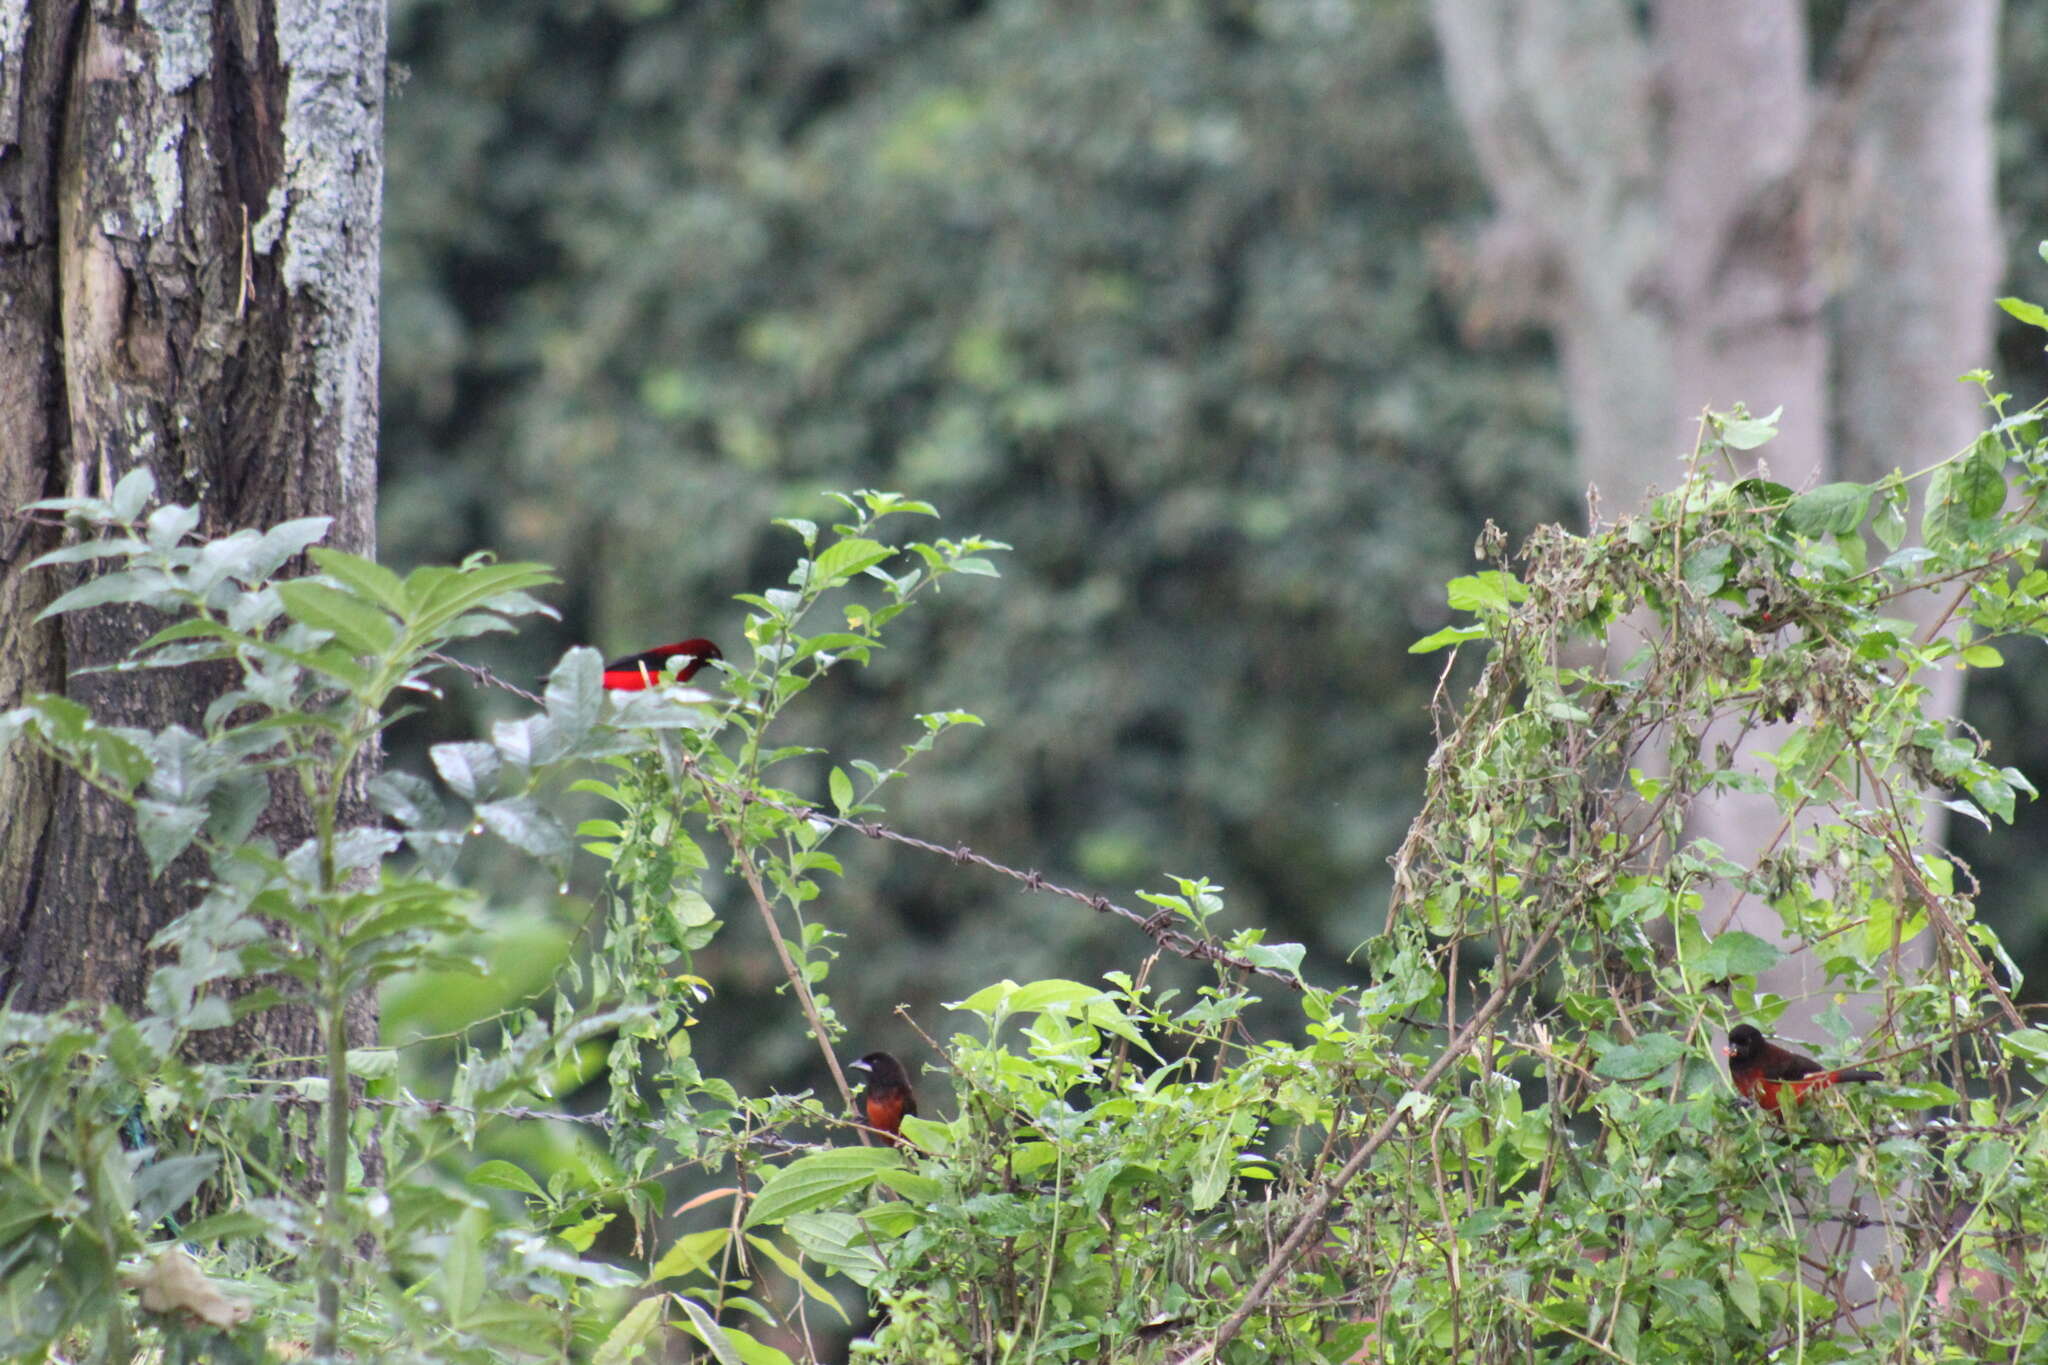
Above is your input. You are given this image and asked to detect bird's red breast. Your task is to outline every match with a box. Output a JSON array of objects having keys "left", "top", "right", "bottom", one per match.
[
  {"left": 849, "top": 1051, "right": 917, "bottom": 1147},
  {"left": 1726, "top": 1023, "right": 1880, "bottom": 1115},
  {"left": 601, "top": 638, "right": 721, "bottom": 691}
]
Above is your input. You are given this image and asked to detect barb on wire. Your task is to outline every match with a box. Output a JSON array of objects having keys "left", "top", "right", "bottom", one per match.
[{"left": 428, "top": 651, "right": 543, "bottom": 706}]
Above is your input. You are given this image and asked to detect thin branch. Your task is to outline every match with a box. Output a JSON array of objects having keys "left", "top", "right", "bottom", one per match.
[{"left": 1204, "top": 917, "right": 1564, "bottom": 1357}]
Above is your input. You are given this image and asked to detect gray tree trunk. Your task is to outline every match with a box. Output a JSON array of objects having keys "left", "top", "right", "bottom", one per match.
[
  {"left": 0, "top": 0, "right": 383, "bottom": 1061},
  {"left": 1833, "top": 0, "right": 2001, "bottom": 743},
  {"left": 1430, "top": 0, "right": 1999, "bottom": 945}
]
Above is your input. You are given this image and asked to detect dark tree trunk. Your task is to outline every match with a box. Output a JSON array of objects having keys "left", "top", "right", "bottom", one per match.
[{"left": 0, "top": 0, "right": 383, "bottom": 1061}]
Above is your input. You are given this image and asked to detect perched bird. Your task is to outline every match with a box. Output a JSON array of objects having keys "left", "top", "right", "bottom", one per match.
[
  {"left": 1725, "top": 1023, "right": 1881, "bottom": 1114},
  {"left": 601, "top": 638, "right": 721, "bottom": 691},
  {"left": 847, "top": 1051, "right": 917, "bottom": 1146}
]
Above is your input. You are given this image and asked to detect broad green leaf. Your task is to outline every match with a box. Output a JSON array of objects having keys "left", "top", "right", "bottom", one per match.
[
  {"left": 745, "top": 1149, "right": 901, "bottom": 1228},
  {"left": 675, "top": 1296, "right": 792, "bottom": 1365},
  {"left": 1592, "top": 1033, "right": 1684, "bottom": 1080},
  {"left": 594, "top": 1296, "right": 666, "bottom": 1365},
  {"left": 38, "top": 569, "right": 170, "bottom": 619},
  {"left": 783, "top": 1212, "right": 888, "bottom": 1284},
  {"left": 1998, "top": 296, "right": 2048, "bottom": 332},
  {"left": 545, "top": 648, "right": 604, "bottom": 746},
  {"left": 133, "top": 1155, "right": 219, "bottom": 1229},
  {"left": 1409, "top": 623, "right": 1487, "bottom": 654},
  {"left": 1783, "top": 483, "right": 1870, "bottom": 537},
  {"left": 277, "top": 580, "right": 398, "bottom": 655},
  {"left": 811, "top": 537, "right": 894, "bottom": 585},
  {"left": 1445, "top": 571, "right": 1527, "bottom": 612},
  {"left": 1724, "top": 1262, "right": 1762, "bottom": 1328},
  {"left": 1682, "top": 543, "right": 1733, "bottom": 594},
  {"left": 1716, "top": 406, "right": 1782, "bottom": 450},
  {"left": 1695, "top": 931, "right": 1780, "bottom": 979},
  {"left": 477, "top": 797, "right": 573, "bottom": 861},
  {"left": 309, "top": 548, "right": 409, "bottom": 614},
  {"left": 111, "top": 468, "right": 157, "bottom": 521},
  {"left": 745, "top": 1235, "right": 851, "bottom": 1324},
  {"left": 467, "top": 1160, "right": 544, "bottom": 1199},
  {"left": 649, "top": 1227, "right": 731, "bottom": 1283}
]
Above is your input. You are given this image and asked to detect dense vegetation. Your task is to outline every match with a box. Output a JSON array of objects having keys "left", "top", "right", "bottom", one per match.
[
  {"left": 9, "top": 1, "right": 2048, "bottom": 1358},
  {"left": 8, "top": 380, "right": 2048, "bottom": 1355}
]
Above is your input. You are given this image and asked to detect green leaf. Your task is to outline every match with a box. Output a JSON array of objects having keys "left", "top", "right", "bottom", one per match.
[
  {"left": 649, "top": 1228, "right": 731, "bottom": 1283},
  {"left": 111, "top": 468, "right": 157, "bottom": 522},
  {"left": 136, "top": 799, "right": 207, "bottom": 875},
  {"left": 545, "top": 648, "right": 604, "bottom": 747},
  {"left": 1592, "top": 1033, "right": 1684, "bottom": 1080},
  {"left": 594, "top": 1296, "right": 666, "bottom": 1365},
  {"left": 811, "top": 536, "right": 895, "bottom": 586},
  {"left": 142, "top": 503, "right": 200, "bottom": 549},
  {"left": 674, "top": 1298, "right": 793, "bottom": 1365},
  {"left": 783, "top": 1212, "right": 888, "bottom": 1285},
  {"left": 1924, "top": 438, "right": 2008, "bottom": 547},
  {"left": 1695, "top": 931, "right": 1781, "bottom": 979},
  {"left": 1782, "top": 483, "right": 1871, "bottom": 537},
  {"left": 828, "top": 766, "right": 854, "bottom": 815},
  {"left": 1724, "top": 1262, "right": 1762, "bottom": 1328},
  {"left": 1872, "top": 483, "right": 1908, "bottom": 550},
  {"left": 2002, "top": 1028, "right": 2048, "bottom": 1078},
  {"left": 1997, "top": 296, "right": 2048, "bottom": 332},
  {"left": 477, "top": 797, "right": 573, "bottom": 861},
  {"left": 1234, "top": 939, "right": 1306, "bottom": 976},
  {"left": 1716, "top": 406, "right": 1781, "bottom": 451},
  {"left": 38, "top": 569, "right": 171, "bottom": 619},
  {"left": 745, "top": 1235, "right": 851, "bottom": 1325},
  {"left": 1882, "top": 1083, "right": 1959, "bottom": 1108},
  {"left": 277, "top": 579, "right": 399, "bottom": 655},
  {"left": 745, "top": 1150, "right": 901, "bottom": 1228},
  {"left": 247, "top": 517, "right": 333, "bottom": 578},
  {"left": 1409, "top": 624, "right": 1487, "bottom": 654},
  {"left": 1445, "top": 571, "right": 1527, "bottom": 612},
  {"left": 133, "top": 1154, "right": 219, "bottom": 1229},
  {"left": 308, "top": 548, "right": 410, "bottom": 614},
  {"left": 431, "top": 741, "right": 501, "bottom": 800},
  {"left": 468, "top": 1160, "right": 545, "bottom": 1199},
  {"left": 1682, "top": 543, "right": 1733, "bottom": 594}
]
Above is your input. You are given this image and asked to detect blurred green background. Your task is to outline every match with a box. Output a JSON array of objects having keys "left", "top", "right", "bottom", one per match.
[{"left": 377, "top": 1, "right": 2048, "bottom": 1108}]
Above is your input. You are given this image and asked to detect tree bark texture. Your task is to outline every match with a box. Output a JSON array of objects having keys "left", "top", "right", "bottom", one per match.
[{"left": 0, "top": 0, "right": 382, "bottom": 1060}]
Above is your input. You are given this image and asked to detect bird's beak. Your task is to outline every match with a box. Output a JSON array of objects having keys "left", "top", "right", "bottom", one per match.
[
  {"left": 1722, "top": 1046, "right": 1735, "bottom": 1058},
  {"left": 847, "top": 1059, "right": 871, "bottom": 1073}
]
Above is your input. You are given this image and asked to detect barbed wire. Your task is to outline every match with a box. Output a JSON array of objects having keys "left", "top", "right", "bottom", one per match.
[
  {"left": 245, "top": 1086, "right": 821, "bottom": 1153},
  {"left": 431, "top": 651, "right": 1319, "bottom": 994}
]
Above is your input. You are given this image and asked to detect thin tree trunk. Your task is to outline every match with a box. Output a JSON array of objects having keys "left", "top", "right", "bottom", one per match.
[{"left": 0, "top": 0, "right": 383, "bottom": 1063}]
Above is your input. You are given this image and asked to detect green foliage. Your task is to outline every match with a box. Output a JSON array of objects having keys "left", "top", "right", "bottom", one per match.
[
  {"left": 380, "top": 0, "right": 1576, "bottom": 1050},
  {"left": 0, "top": 475, "right": 1004, "bottom": 1358},
  {"left": 11, "top": 350, "right": 2048, "bottom": 1358}
]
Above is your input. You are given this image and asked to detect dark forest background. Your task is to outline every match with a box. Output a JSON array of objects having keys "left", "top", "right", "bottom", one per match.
[{"left": 375, "top": 0, "right": 2048, "bottom": 1107}]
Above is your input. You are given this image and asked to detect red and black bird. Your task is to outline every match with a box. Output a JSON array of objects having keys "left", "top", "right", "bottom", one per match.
[
  {"left": 848, "top": 1051, "right": 917, "bottom": 1147},
  {"left": 601, "top": 638, "right": 721, "bottom": 692},
  {"left": 1726, "top": 1023, "right": 1881, "bottom": 1114}
]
